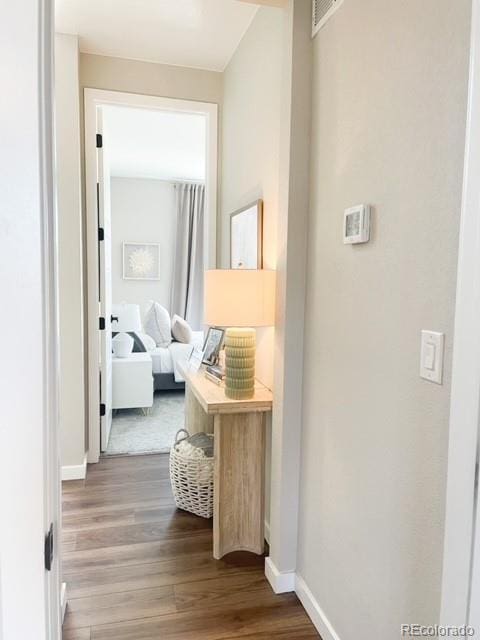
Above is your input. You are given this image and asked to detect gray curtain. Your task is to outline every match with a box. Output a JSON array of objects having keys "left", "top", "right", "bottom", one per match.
[{"left": 170, "top": 182, "right": 205, "bottom": 330}]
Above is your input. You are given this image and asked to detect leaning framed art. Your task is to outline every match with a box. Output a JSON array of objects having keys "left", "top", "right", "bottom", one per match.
[{"left": 230, "top": 200, "right": 263, "bottom": 269}]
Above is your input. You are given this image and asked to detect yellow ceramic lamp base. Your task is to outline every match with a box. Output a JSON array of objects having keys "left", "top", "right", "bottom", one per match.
[{"left": 224, "top": 328, "right": 256, "bottom": 399}]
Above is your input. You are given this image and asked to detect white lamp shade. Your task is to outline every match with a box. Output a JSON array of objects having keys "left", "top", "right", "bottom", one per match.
[
  {"left": 204, "top": 270, "right": 276, "bottom": 327},
  {"left": 112, "top": 332, "right": 134, "bottom": 358},
  {"left": 112, "top": 303, "right": 142, "bottom": 333}
]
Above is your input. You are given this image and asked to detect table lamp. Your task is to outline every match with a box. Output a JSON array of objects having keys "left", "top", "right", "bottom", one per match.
[
  {"left": 111, "top": 303, "right": 142, "bottom": 358},
  {"left": 204, "top": 269, "right": 275, "bottom": 399}
]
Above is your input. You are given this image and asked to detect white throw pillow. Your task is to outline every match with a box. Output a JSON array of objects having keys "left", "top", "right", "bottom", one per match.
[
  {"left": 144, "top": 303, "right": 172, "bottom": 348},
  {"left": 137, "top": 332, "right": 156, "bottom": 352},
  {"left": 171, "top": 314, "right": 193, "bottom": 344}
]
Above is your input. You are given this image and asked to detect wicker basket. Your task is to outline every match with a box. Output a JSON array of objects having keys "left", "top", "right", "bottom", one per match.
[{"left": 169, "top": 429, "right": 214, "bottom": 519}]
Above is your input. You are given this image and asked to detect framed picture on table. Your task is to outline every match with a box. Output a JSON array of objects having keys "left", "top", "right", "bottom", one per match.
[
  {"left": 202, "top": 327, "right": 225, "bottom": 366},
  {"left": 187, "top": 346, "right": 204, "bottom": 373}
]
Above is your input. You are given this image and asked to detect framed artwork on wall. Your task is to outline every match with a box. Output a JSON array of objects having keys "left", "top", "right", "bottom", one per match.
[
  {"left": 230, "top": 199, "right": 263, "bottom": 269},
  {"left": 123, "top": 242, "right": 161, "bottom": 280}
]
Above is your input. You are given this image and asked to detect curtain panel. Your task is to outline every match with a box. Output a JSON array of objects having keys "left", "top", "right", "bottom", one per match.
[{"left": 170, "top": 182, "right": 205, "bottom": 330}]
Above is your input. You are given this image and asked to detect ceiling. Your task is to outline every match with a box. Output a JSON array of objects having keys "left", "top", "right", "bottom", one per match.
[
  {"left": 55, "top": 0, "right": 259, "bottom": 71},
  {"left": 103, "top": 106, "right": 206, "bottom": 181}
]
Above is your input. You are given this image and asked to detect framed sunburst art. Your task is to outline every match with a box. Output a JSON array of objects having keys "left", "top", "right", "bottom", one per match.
[{"left": 123, "top": 242, "right": 161, "bottom": 280}]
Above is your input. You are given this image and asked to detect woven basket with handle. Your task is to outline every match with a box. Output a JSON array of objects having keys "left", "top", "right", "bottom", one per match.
[{"left": 169, "top": 429, "right": 214, "bottom": 519}]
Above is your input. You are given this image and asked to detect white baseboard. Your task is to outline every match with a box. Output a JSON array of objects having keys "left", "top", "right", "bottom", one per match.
[
  {"left": 264, "top": 557, "right": 295, "bottom": 593},
  {"left": 61, "top": 455, "right": 87, "bottom": 481},
  {"left": 61, "top": 582, "right": 67, "bottom": 622},
  {"left": 264, "top": 557, "right": 341, "bottom": 639},
  {"left": 295, "top": 574, "right": 341, "bottom": 640}
]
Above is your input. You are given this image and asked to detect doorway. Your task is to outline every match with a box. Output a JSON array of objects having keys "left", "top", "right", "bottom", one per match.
[{"left": 84, "top": 89, "right": 218, "bottom": 462}]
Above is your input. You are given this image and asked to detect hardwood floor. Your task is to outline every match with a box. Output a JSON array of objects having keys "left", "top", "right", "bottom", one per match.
[{"left": 62, "top": 454, "right": 319, "bottom": 640}]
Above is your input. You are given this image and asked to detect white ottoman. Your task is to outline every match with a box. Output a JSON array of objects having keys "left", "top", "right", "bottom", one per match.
[{"left": 112, "top": 353, "right": 154, "bottom": 410}]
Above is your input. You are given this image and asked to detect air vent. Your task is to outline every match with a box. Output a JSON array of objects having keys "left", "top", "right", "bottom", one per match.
[{"left": 312, "top": 0, "right": 344, "bottom": 37}]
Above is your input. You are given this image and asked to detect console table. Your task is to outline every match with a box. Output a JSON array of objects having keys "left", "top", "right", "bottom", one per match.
[{"left": 183, "top": 369, "right": 273, "bottom": 559}]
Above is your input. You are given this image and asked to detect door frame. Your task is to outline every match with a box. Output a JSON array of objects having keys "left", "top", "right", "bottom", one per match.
[
  {"left": 440, "top": 0, "right": 480, "bottom": 626},
  {"left": 41, "top": 1, "right": 63, "bottom": 635},
  {"left": 84, "top": 88, "right": 218, "bottom": 463}
]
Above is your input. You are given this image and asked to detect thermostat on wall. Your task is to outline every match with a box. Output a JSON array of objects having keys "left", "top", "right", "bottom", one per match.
[{"left": 343, "top": 204, "right": 371, "bottom": 244}]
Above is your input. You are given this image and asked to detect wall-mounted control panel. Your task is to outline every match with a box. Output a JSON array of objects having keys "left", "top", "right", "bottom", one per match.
[
  {"left": 420, "top": 330, "right": 444, "bottom": 384},
  {"left": 343, "top": 204, "right": 371, "bottom": 244}
]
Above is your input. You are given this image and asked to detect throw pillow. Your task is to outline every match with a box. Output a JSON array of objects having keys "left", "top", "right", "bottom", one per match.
[
  {"left": 137, "top": 332, "right": 156, "bottom": 352},
  {"left": 144, "top": 303, "right": 172, "bottom": 348},
  {"left": 171, "top": 314, "right": 193, "bottom": 344}
]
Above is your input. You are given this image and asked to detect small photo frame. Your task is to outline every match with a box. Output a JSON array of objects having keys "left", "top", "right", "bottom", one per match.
[
  {"left": 123, "top": 242, "right": 161, "bottom": 280},
  {"left": 202, "top": 327, "right": 225, "bottom": 366},
  {"left": 187, "top": 346, "right": 204, "bottom": 373}
]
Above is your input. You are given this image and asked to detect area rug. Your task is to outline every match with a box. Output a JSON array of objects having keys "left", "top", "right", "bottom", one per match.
[{"left": 106, "top": 391, "right": 185, "bottom": 455}]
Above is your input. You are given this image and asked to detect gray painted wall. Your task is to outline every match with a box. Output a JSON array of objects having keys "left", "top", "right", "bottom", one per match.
[
  {"left": 297, "top": 0, "right": 471, "bottom": 637},
  {"left": 80, "top": 53, "right": 223, "bottom": 105}
]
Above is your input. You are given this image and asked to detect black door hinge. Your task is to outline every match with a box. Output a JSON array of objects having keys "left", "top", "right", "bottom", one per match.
[
  {"left": 98, "top": 227, "right": 104, "bottom": 241},
  {"left": 44, "top": 523, "right": 54, "bottom": 571},
  {"left": 100, "top": 403, "right": 106, "bottom": 417},
  {"left": 99, "top": 317, "right": 105, "bottom": 330},
  {"left": 96, "top": 133, "right": 103, "bottom": 148}
]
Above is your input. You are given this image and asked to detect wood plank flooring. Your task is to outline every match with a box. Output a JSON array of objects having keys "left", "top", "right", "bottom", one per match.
[{"left": 62, "top": 454, "right": 319, "bottom": 640}]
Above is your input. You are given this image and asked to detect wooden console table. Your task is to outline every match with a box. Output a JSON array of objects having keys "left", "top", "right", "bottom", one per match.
[{"left": 183, "top": 369, "right": 273, "bottom": 559}]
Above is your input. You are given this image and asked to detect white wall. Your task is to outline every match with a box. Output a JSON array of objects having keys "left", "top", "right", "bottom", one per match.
[
  {"left": 221, "top": 6, "right": 284, "bottom": 389},
  {"left": 297, "top": 0, "right": 471, "bottom": 638},
  {"left": 221, "top": 5, "right": 285, "bottom": 540},
  {"left": 55, "top": 33, "right": 86, "bottom": 477},
  {"left": 110, "top": 177, "right": 176, "bottom": 312}
]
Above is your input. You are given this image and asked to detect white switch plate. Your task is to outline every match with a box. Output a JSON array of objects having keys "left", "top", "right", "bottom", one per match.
[{"left": 420, "top": 330, "right": 444, "bottom": 384}]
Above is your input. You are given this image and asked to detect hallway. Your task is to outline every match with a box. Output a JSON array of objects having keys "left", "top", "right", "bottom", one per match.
[{"left": 61, "top": 454, "right": 318, "bottom": 639}]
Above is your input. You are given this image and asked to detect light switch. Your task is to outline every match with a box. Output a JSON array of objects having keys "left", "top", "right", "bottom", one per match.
[
  {"left": 420, "top": 330, "right": 444, "bottom": 384},
  {"left": 424, "top": 343, "right": 435, "bottom": 370}
]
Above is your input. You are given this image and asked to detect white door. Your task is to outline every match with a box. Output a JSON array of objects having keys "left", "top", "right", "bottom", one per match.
[
  {"left": 96, "top": 110, "right": 113, "bottom": 450},
  {"left": 1, "top": 0, "right": 61, "bottom": 638}
]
